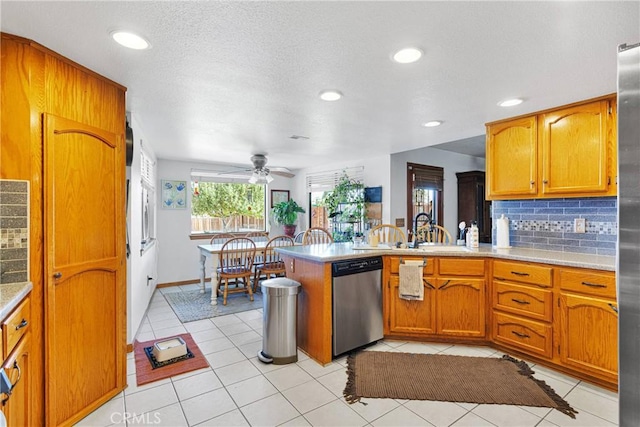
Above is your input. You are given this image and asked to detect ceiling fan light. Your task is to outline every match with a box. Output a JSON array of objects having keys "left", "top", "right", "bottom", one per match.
[
  {"left": 248, "top": 172, "right": 259, "bottom": 184},
  {"left": 266, "top": 174, "right": 274, "bottom": 183}
]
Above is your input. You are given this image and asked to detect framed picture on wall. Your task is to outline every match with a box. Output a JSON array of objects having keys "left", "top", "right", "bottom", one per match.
[
  {"left": 271, "top": 189, "right": 290, "bottom": 207},
  {"left": 161, "top": 180, "right": 187, "bottom": 209}
]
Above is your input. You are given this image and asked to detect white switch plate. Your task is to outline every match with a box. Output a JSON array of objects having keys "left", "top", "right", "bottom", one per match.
[{"left": 574, "top": 218, "right": 586, "bottom": 233}]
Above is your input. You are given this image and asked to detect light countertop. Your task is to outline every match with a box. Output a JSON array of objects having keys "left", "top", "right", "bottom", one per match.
[
  {"left": 276, "top": 243, "right": 616, "bottom": 271},
  {"left": 0, "top": 282, "right": 33, "bottom": 320}
]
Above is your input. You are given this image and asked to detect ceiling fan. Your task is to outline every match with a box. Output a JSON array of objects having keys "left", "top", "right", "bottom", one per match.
[{"left": 247, "top": 154, "right": 295, "bottom": 183}]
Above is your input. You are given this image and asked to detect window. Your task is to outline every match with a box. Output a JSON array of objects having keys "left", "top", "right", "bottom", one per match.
[
  {"left": 306, "top": 166, "right": 365, "bottom": 242},
  {"left": 140, "top": 147, "right": 156, "bottom": 250},
  {"left": 190, "top": 171, "right": 266, "bottom": 234},
  {"left": 406, "top": 163, "right": 444, "bottom": 232}
]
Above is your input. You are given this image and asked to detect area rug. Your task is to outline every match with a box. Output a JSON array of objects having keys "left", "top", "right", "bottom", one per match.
[
  {"left": 164, "top": 289, "right": 263, "bottom": 323},
  {"left": 344, "top": 351, "right": 577, "bottom": 418},
  {"left": 134, "top": 333, "right": 210, "bottom": 386}
]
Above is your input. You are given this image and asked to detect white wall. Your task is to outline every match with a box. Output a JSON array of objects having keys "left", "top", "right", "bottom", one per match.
[
  {"left": 126, "top": 115, "right": 159, "bottom": 344},
  {"left": 155, "top": 159, "right": 294, "bottom": 284},
  {"left": 390, "top": 147, "right": 485, "bottom": 238}
]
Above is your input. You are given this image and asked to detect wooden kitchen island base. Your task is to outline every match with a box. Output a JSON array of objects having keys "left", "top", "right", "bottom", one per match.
[{"left": 280, "top": 254, "right": 334, "bottom": 365}]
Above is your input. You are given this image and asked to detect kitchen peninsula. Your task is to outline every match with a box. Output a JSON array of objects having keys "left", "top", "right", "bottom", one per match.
[{"left": 276, "top": 243, "right": 618, "bottom": 390}]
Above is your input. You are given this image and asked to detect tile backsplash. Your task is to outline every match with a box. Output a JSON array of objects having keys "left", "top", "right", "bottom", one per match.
[
  {"left": 0, "top": 180, "right": 29, "bottom": 284},
  {"left": 492, "top": 197, "right": 617, "bottom": 256}
]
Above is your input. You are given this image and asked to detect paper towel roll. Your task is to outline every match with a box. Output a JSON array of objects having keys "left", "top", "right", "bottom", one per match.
[{"left": 496, "top": 214, "right": 511, "bottom": 248}]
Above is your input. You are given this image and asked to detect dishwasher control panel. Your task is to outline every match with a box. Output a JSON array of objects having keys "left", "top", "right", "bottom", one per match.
[{"left": 332, "top": 256, "right": 383, "bottom": 277}]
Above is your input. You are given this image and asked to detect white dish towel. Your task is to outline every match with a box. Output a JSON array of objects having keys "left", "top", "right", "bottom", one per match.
[{"left": 399, "top": 260, "right": 424, "bottom": 301}]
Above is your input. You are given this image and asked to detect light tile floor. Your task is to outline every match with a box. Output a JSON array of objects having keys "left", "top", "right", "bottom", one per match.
[{"left": 78, "top": 284, "right": 619, "bottom": 426}]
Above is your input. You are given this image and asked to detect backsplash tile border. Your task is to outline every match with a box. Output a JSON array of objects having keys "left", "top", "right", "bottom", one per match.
[
  {"left": 492, "top": 197, "right": 617, "bottom": 256},
  {"left": 0, "top": 179, "right": 30, "bottom": 284}
]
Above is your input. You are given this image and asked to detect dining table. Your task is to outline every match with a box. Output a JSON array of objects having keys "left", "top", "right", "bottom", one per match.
[{"left": 197, "top": 241, "right": 271, "bottom": 305}]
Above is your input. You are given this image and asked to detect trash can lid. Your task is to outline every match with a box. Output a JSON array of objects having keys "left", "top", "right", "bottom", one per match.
[{"left": 261, "top": 277, "right": 301, "bottom": 296}]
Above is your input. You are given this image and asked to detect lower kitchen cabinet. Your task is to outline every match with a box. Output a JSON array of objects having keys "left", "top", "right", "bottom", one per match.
[
  {"left": 493, "top": 311, "right": 553, "bottom": 359},
  {"left": 437, "top": 278, "right": 485, "bottom": 337},
  {"left": 388, "top": 275, "right": 436, "bottom": 335},
  {"left": 386, "top": 257, "right": 486, "bottom": 339},
  {"left": 559, "top": 293, "right": 618, "bottom": 383},
  {"left": 1, "top": 333, "right": 31, "bottom": 427}
]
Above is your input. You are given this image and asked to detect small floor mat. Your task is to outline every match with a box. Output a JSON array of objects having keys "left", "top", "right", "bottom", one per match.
[
  {"left": 134, "top": 333, "right": 210, "bottom": 386},
  {"left": 164, "top": 289, "right": 263, "bottom": 323}
]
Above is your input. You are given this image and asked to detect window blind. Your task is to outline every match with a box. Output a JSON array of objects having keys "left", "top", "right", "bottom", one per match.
[
  {"left": 409, "top": 164, "right": 443, "bottom": 190},
  {"left": 306, "top": 166, "right": 365, "bottom": 192},
  {"left": 140, "top": 148, "right": 156, "bottom": 188}
]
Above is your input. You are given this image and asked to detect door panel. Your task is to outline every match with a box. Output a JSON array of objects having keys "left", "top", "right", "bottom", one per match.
[{"left": 45, "top": 114, "right": 125, "bottom": 426}]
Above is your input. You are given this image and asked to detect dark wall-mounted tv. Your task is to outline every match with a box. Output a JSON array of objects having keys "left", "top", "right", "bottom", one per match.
[{"left": 364, "top": 186, "right": 382, "bottom": 203}]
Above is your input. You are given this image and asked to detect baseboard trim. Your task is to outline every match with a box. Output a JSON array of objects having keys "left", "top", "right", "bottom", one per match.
[{"left": 157, "top": 279, "right": 210, "bottom": 288}]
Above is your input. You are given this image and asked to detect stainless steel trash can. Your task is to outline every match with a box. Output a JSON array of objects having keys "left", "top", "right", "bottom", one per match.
[{"left": 257, "top": 278, "right": 301, "bottom": 365}]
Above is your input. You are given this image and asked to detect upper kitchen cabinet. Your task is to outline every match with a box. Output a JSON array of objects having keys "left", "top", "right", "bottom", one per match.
[{"left": 486, "top": 95, "right": 617, "bottom": 200}]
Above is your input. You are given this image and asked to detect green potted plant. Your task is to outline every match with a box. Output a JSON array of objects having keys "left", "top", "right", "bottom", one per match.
[{"left": 272, "top": 199, "right": 306, "bottom": 237}]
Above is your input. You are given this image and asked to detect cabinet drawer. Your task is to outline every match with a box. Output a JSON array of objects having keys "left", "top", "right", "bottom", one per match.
[
  {"left": 558, "top": 269, "right": 616, "bottom": 299},
  {"left": 493, "top": 312, "right": 553, "bottom": 359},
  {"left": 439, "top": 258, "right": 485, "bottom": 276},
  {"left": 2, "top": 296, "right": 30, "bottom": 358},
  {"left": 493, "top": 260, "right": 552, "bottom": 288},
  {"left": 493, "top": 281, "right": 552, "bottom": 322},
  {"left": 389, "top": 257, "right": 435, "bottom": 275}
]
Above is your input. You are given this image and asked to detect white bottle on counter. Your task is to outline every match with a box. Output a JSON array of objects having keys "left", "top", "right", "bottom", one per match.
[{"left": 467, "top": 221, "right": 479, "bottom": 248}]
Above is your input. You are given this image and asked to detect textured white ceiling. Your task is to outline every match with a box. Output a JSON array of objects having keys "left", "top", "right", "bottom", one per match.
[{"left": 2, "top": 1, "right": 639, "bottom": 170}]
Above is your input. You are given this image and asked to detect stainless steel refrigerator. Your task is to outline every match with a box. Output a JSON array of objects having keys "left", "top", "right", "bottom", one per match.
[{"left": 617, "top": 41, "right": 640, "bottom": 427}]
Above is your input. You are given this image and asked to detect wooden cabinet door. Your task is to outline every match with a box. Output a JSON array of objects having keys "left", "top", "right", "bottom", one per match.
[
  {"left": 388, "top": 276, "right": 436, "bottom": 335},
  {"left": 540, "top": 100, "right": 610, "bottom": 195},
  {"left": 44, "top": 114, "right": 126, "bottom": 426},
  {"left": 436, "top": 278, "right": 485, "bottom": 337},
  {"left": 486, "top": 116, "right": 537, "bottom": 199},
  {"left": 2, "top": 334, "right": 31, "bottom": 427},
  {"left": 559, "top": 293, "right": 618, "bottom": 382}
]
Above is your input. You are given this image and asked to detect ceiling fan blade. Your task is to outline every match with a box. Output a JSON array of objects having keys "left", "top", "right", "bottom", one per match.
[{"left": 270, "top": 168, "right": 295, "bottom": 178}]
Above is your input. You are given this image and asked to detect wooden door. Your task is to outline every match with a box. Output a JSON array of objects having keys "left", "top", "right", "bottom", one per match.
[
  {"left": 540, "top": 100, "right": 610, "bottom": 195},
  {"left": 559, "top": 293, "right": 618, "bottom": 382},
  {"left": 388, "top": 276, "right": 436, "bottom": 335},
  {"left": 485, "top": 116, "right": 537, "bottom": 199},
  {"left": 2, "top": 334, "right": 31, "bottom": 427},
  {"left": 44, "top": 114, "right": 126, "bottom": 426},
  {"left": 436, "top": 278, "right": 485, "bottom": 337}
]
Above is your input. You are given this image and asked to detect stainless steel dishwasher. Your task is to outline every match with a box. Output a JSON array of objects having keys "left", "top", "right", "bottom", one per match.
[{"left": 332, "top": 256, "right": 383, "bottom": 356}]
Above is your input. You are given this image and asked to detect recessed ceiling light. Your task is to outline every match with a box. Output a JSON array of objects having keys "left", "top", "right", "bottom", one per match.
[
  {"left": 422, "top": 120, "right": 443, "bottom": 127},
  {"left": 393, "top": 47, "right": 423, "bottom": 64},
  {"left": 111, "top": 31, "right": 150, "bottom": 50},
  {"left": 498, "top": 98, "right": 523, "bottom": 107},
  {"left": 319, "top": 90, "right": 343, "bottom": 101}
]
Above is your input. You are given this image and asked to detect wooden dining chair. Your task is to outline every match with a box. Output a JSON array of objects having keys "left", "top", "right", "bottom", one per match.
[
  {"left": 416, "top": 224, "right": 453, "bottom": 245},
  {"left": 217, "top": 237, "right": 256, "bottom": 305},
  {"left": 302, "top": 227, "right": 334, "bottom": 245},
  {"left": 245, "top": 231, "right": 269, "bottom": 243},
  {"left": 253, "top": 235, "right": 294, "bottom": 292},
  {"left": 209, "top": 232, "right": 235, "bottom": 245},
  {"left": 293, "top": 230, "right": 306, "bottom": 244},
  {"left": 369, "top": 224, "right": 406, "bottom": 246}
]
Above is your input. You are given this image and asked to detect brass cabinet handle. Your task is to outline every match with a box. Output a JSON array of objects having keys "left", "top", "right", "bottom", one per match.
[
  {"left": 53, "top": 272, "right": 62, "bottom": 279},
  {"left": 511, "top": 331, "right": 530, "bottom": 339},
  {"left": 511, "top": 271, "right": 530, "bottom": 277},
  {"left": 511, "top": 298, "right": 530, "bottom": 305},
  {"left": 582, "top": 281, "right": 607, "bottom": 288},
  {"left": 609, "top": 303, "right": 618, "bottom": 314},
  {"left": 530, "top": 180, "right": 535, "bottom": 185},
  {"left": 15, "top": 319, "right": 28, "bottom": 331},
  {"left": 542, "top": 179, "right": 549, "bottom": 184}
]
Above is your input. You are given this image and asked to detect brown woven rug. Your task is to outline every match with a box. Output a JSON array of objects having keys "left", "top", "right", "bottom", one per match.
[
  {"left": 344, "top": 351, "right": 577, "bottom": 418},
  {"left": 134, "top": 333, "right": 210, "bottom": 386}
]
